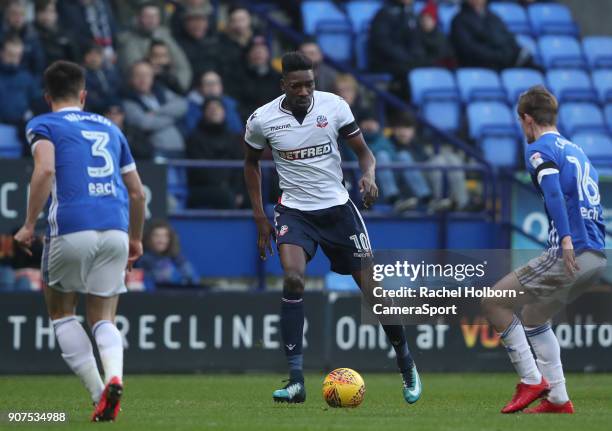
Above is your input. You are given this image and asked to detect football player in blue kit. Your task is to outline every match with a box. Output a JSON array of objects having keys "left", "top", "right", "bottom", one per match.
[{"left": 14, "top": 61, "right": 146, "bottom": 422}]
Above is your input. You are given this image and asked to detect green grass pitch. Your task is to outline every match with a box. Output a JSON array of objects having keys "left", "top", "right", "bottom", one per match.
[{"left": 1, "top": 373, "right": 610, "bottom": 430}]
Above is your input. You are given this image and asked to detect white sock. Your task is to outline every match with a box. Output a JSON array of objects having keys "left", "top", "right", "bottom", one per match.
[
  {"left": 526, "top": 323, "right": 569, "bottom": 404},
  {"left": 92, "top": 320, "right": 124, "bottom": 384},
  {"left": 53, "top": 316, "right": 104, "bottom": 403},
  {"left": 499, "top": 315, "right": 542, "bottom": 385}
]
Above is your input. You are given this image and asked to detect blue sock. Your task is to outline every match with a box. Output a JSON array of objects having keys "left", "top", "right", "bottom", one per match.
[
  {"left": 281, "top": 292, "right": 304, "bottom": 383},
  {"left": 382, "top": 324, "right": 414, "bottom": 375}
]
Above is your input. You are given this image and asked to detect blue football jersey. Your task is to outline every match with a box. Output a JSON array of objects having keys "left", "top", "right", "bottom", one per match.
[
  {"left": 525, "top": 131, "right": 605, "bottom": 252},
  {"left": 26, "top": 108, "right": 136, "bottom": 237}
]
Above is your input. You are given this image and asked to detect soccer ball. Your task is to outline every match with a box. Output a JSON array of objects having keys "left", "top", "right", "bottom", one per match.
[{"left": 322, "top": 368, "right": 366, "bottom": 408}]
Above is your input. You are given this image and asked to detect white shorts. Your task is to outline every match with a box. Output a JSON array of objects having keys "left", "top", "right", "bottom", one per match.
[
  {"left": 42, "top": 230, "right": 129, "bottom": 297},
  {"left": 515, "top": 250, "right": 607, "bottom": 304}
]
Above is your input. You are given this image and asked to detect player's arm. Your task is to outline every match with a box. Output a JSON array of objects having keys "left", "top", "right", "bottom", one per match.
[
  {"left": 122, "top": 169, "right": 146, "bottom": 270},
  {"left": 244, "top": 143, "right": 275, "bottom": 260},
  {"left": 345, "top": 130, "right": 378, "bottom": 209},
  {"left": 536, "top": 163, "right": 578, "bottom": 275},
  {"left": 14, "top": 140, "right": 55, "bottom": 255}
]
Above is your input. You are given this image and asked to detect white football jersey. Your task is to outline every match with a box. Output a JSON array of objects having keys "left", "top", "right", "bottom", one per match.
[{"left": 245, "top": 91, "right": 360, "bottom": 211}]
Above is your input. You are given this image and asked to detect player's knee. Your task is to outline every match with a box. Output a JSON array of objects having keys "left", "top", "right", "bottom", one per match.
[{"left": 283, "top": 271, "right": 304, "bottom": 298}]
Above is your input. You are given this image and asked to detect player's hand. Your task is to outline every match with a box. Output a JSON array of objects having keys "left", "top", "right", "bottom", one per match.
[
  {"left": 561, "top": 236, "right": 579, "bottom": 277},
  {"left": 255, "top": 216, "right": 276, "bottom": 260},
  {"left": 14, "top": 224, "right": 35, "bottom": 256},
  {"left": 127, "top": 239, "right": 143, "bottom": 271},
  {"left": 359, "top": 175, "right": 378, "bottom": 209}
]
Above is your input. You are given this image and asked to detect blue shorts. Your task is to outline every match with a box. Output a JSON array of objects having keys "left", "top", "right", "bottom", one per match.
[{"left": 273, "top": 200, "right": 372, "bottom": 275}]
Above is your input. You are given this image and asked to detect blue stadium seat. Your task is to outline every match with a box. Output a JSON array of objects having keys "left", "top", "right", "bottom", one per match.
[
  {"left": 355, "top": 32, "right": 369, "bottom": 70},
  {"left": 538, "top": 35, "right": 585, "bottom": 69},
  {"left": 301, "top": 1, "right": 348, "bottom": 34},
  {"left": 558, "top": 103, "right": 606, "bottom": 136},
  {"left": 467, "top": 101, "right": 518, "bottom": 140},
  {"left": 409, "top": 68, "right": 458, "bottom": 105},
  {"left": 167, "top": 166, "right": 188, "bottom": 210},
  {"left": 515, "top": 34, "right": 540, "bottom": 64},
  {"left": 605, "top": 104, "right": 612, "bottom": 132},
  {"left": 546, "top": 69, "right": 597, "bottom": 103},
  {"left": 0, "top": 124, "right": 22, "bottom": 158},
  {"left": 346, "top": 0, "right": 383, "bottom": 31},
  {"left": 422, "top": 101, "right": 461, "bottom": 133},
  {"left": 439, "top": 3, "right": 459, "bottom": 34},
  {"left": 591, "top": 70, "right": 612, "bottom": 104},
  {"left": 528, "top": 3, "right": 578, "bottom": 36},
  {"left": 571, "top": 132, "right": 612, "bottom": 166},
  {"left": 480, "top": 136, "right": 519, "bottom": 168},
  {"left": 583, "top": 36, "right": 612, "bottom": 69},
  {"left": 316, "top": 21, "right": 353, "bottom": 64},
  {"left": 456, "top": 68, "right": 505, "bottom": 103},
  {"left": 490, "top": 2, "right": 531, "bottom": 35},
  {"left": 501, "top": 68, "right": 544, "bottom": 103}
]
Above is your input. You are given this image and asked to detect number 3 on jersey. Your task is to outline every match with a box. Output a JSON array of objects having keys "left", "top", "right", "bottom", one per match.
[{"left": 82, "top": 131, "right": 114, "bottom": 178}]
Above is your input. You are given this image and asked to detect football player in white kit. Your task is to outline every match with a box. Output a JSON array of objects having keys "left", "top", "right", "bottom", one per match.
[
  {"left": 244, "top": 52, "right": 421, "bottom": 404},
  {"left": 14, "top": 61, "right": 146, "bottom": 422}
]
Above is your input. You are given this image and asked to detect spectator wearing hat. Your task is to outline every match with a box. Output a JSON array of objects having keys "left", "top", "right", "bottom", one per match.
[
  {"left": 102, "top": 102, "right": 151, "bottom": 160},
  {"left": 451, "top": 0, "right": 536, "bottom": 70},
  {"left": 298, "top": 38, "right": 337, "bottom": 93},
  {"left": 417, "top": 0, "right": 456, "bottom": 68},
  {"left": 82, "top": 43, "right": 120, "bottom": 113},
  {"left": 117, "top": 1, "right": 192, "bottom": 92},
  {"left": 174, "top": 4, "right": 220, "bottom": 83}
]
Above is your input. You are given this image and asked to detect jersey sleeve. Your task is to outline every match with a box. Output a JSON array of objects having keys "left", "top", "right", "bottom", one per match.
[
  {"left": 526, "top": 143, "right": 559, "bottom": 185},
  {"left": 244, "top": 110, "right": 266, "bottom": 150},
  {"left": 118, "top": 129, "right": 136, "bottom": 174},
  {"left": 335, "top": 97, "right": 361, "bottom": 139},
  {"left": 25, "top": 117, "right": 53, "bottom": 154}
]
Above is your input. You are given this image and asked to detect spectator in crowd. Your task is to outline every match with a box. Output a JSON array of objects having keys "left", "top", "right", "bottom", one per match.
[
  {"left": 174, "top": 5, "right": 220, "bottom": 84},
  {"left": 147, "top": 39, "right": 184, "bottom": 94},
  {"left": 236, "top": 36, "right": 281, "bottom": 120},
  {"left": 57, "top": 0, "right": 117, "bottom": 64},
  {"left": 358, "top": 110, "right": 429, "bottom": 212},
  {"left": 184, "top": 70, "right": 242, "bottom": 136},
  {"left": 417, "top": 1, "right": 456, "bottom": 68},
  {"left": 123, "top": 61, "right": 188, "bottom": 158},
  {"left": 136, "top": 219, "right": 199, "bottom": 290},
  {"left": 0, "top": 0, "right": 45, "bottom": 76},
  {"left": 186, "top": 97, "right": 245, "bottom": 209},
  {"left": 389, "top": 112, "right": 469, "bottom": 211},
  {"left": 451, "top": 0, "right": 537, "bottom": 70},
  {"left": 34, "top": 0, "right": 80, "bottom": 66},
  {"left": 82, "top": 43, "right": 120, "bottom": 113},
  {"left": 369, "top": 0, "right": 425, "bottom": 77},
  {"left": 0, "top": 37, "right": 40, "bottom": 127},
  {"left": 333, "top": 73, "right": 369, "bottom": 164},
  {"left": 298, "top": 38, "right": 337, "bottom": 93},
  {"left": 117, "top": 1, "right": 192, "bottom": 92},
  {"left": 102, "top": 102, "right": 151, "bottom": 159},
  {"left": 218, "top": 5, "right": 254, "bottom": 98}
]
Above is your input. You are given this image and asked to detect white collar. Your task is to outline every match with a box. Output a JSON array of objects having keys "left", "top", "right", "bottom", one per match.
[
  {"left": 57, "top": 106, "right": 81, "bottom": 112},
  {"left": 540, "top": 130, "right": 560, "bottom": 137}
]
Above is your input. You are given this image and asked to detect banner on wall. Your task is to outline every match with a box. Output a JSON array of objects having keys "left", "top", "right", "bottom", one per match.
[{"left": 1, "top": 292, "right": 611, "bottom": 374}]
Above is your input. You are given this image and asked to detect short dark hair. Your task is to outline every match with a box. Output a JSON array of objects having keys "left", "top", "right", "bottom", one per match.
[
  {"left": 34, "top": 0, "right": 53, "bottom": 13},
  {"left": 1, "top": 35, "right": 23, "bottom": 50},
  {"left": 281, "top": 51, "right": 312, "bottom": 76},
  {"left": 44, "top": 60, "right": 85, "bottom": 102},
  {"left": 517, "top": 85, "right": 558, "bottom": 126},
  {"left": 149, "top": 39, "right": 167, "bottom": 51},
  {"left": 390, "top": 111, "right": 417, "bottom": 129}
]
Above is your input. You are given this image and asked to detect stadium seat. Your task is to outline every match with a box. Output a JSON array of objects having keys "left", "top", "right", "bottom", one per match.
[
  {"left": 591, "top": 70, "right": 612, "bottom": 104},
  {"left": 456, "top": 68, "right": 505, "bottom": 103},
  {"left": 571, "top": 131, "right": 612, "bottom": 166},
  {"left": 489, "top": 2, "right": 531, "bottom": 35},
  {"left": 583, "top": 36, "right": 612, "bottom": 69},
  {"left": 467, "top": 101, "right": 518, "bottom": 140},
  {"left": 515, "top": 34, "right": 540, "bottom": 65},
  {"left": 316, "top": 21, "right": 353, "bottom": 64},
  {"left": 538, "top": 35, "right": 585, "bottom": 69},
  {"left": 480, "top": 136, "right": 519, "bottom": 168},
  {"left": 438, "top": 3, "right": 459, "bottom": 34},
  {"left": 546, "top": 69, "right": 597, "bottom": 103},
  {"left": 301, "top": 1, "right": 348, "bottom": 34},
  {"left": 0, "top": 124, "right": 22, "bottom": 158},
  {"left": 409, "top": 68, "right": 458, "bottom": 105},
  {"left": 558, "top": 103, "right": 606, "bottom": 136},
  {"left": 167, "top": 166, "right": 188, "bottom": 210},
  {"left": 346, "top": 0, "right": 383, "bottom": 31},
  {"left": 501, "top": 68, "right": 544, "bottom": 104},
  {"left": 605, "top": 104, "right": 612, "bottom": 132},
  {"left": 528, "top": 3, "right": 578, "bottom": 36},
  {"left": 422, "top": 101, "right": 461, "bottom": 133}
]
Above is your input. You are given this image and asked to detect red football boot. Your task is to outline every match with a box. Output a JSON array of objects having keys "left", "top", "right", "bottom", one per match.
[
  {"left": 91, "top": 377, "right": 123, "bottom": 422},
  {"left": 524, "top": 399, "right": 574, "bottom": 414},
  {"left": 501, "top": 377, "right": 549, "bottom": 413}
]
